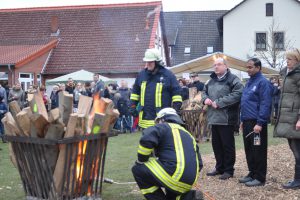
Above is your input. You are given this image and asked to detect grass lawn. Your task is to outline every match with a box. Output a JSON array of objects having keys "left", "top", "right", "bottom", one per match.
[{"left": 0, "top": 125, "right": 285, "bottom": 200}]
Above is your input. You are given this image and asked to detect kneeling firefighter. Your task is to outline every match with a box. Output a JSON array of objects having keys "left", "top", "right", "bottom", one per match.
[{"left": 132, "top": 108, "right": 203, "bottom": 200}]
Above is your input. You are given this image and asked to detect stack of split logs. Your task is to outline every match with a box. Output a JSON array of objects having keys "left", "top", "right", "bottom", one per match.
[
  {"left": 1, "top": 91, "right": 119, "bottom": 197},
  {"left": 181, "top": 87, "right": 209, "bottom": 142}
]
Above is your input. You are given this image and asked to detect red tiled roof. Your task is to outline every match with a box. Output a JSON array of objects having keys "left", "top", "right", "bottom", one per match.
[
  {"left": 0, "top": 39, "right": 58, "bottom": 67},
  {"left": 0, "top": 1, "right": 162, "bottom": 75}
]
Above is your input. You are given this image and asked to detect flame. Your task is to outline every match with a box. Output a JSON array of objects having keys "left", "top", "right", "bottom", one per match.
[
  {"left": 88, "top": 93, "right": 105, "bottom": 133},
  {"left": 76, "top": 140, "right": 87, "bottom": 180}
]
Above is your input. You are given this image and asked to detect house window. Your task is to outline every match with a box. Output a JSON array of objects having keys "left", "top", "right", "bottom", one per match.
[
  {"left": 19, "top": 73, "right": 33, "bottom": 91},
  {"left": 37, "top": 74, "right": 42, "bottom": 86},
  {"left": 274, "top": 32, "right": 284, "bottom": 50},
  {"left": 184, "top": 46, "right": 191, "bottom": 55},
  {"left": 169, "top": 46, "right": 172, "bottom": 58},
  {"left": 266, "top": 3, "right": 273, "bottom": 17},
  {"left": 256, "top": 33, "right": 267, "bottom": 50},
  {"left": 207, "top": 46, "right": 214, "bottom": 54}
]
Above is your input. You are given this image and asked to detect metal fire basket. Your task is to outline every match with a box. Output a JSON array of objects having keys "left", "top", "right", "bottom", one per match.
[{"left": 4, "top": 133, "right": 109, "bottom": 200}]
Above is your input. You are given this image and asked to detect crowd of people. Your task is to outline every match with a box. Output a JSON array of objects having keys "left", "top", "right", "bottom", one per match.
[{"left": 0, "top": 47, "right": 299, "bottom": 199}]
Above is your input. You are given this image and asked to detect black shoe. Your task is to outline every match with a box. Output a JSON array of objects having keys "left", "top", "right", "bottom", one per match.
[
  {"left": 206, "top": 169, "right": 222, "bottom": 176},
  {"left": 282, "top": 180, "right": 300, "bottom": 189},
  {"left": 181, "top": 190, "right": 204, "bottom": 200},
  {"left": 239, "top": 176, "right": 253, "bottom": 183},
  {"left": 245, "top": 179, "right": 264, "bottom": 187},
  {"left": 219, "top": 172, "right": 233, "bottom": 180}
]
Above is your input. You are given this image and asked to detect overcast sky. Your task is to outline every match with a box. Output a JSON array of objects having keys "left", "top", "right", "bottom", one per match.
[{"left": 0, "top": 0, "right": 243, "bottom": 11}]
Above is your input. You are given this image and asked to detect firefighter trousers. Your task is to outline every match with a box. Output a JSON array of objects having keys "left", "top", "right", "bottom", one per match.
[{"left": 132, "top": 162, "right": 195, "bottom": 200}]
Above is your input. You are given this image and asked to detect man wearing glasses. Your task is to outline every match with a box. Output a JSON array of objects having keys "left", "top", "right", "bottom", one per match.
[{"left": 202, "top": 57, "right": 243, "bottom": 180}]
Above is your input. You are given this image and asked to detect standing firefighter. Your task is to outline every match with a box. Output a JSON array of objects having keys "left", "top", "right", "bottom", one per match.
[
  {"left": 132, "top": 108, "right": 203, "bottom": 200},
  {"left": 129, "top": 48, "right": 182, "bottom": 129}
]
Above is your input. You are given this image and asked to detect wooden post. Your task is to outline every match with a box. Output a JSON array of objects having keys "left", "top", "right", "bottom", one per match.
[
  {"left": 48, "top": 108, "right": 60, "bottom": 123},
  {"left": 29, "top": 92, "right": 48, "bottom": 121},
  {"left": 9, "top": 101, "right": 21, "bottom": 118},
  {"left": 52, "top": 113, "right": 78, "bottom": 196},
  {"left": 4, "top": 112, "right": 22, "bottom": 136},
  {"left": 30, "top": 114, "right": 49, "bottom": 138},
  {"left": 16, "top": 110, "right": 31, "bottom": 136},
  {"left": 44, "top": 123, "right": 65, "bottom": 173},
  {"left": 77, "top": 95, "right": 93, "bottom": 116},
  {"left": 1, "top": 116, "right": 17, "bottom": 167},
  {"left": 59, "top": 91, "right": 73, "bottom": 126}
]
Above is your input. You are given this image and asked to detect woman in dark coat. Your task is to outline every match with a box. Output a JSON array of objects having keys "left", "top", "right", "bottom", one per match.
[{"left": 274, "top": 48, "right": 300, "bottom": 189}]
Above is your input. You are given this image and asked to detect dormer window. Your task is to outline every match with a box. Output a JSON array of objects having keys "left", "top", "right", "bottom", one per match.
[
  {"left": 266, "top": 3, "right": 273, "bottom": 17},
  {"left": 184, "top": 46, "right": 191, "bottom": 55}
]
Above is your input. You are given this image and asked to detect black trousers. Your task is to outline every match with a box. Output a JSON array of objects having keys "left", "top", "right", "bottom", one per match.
[
  {"left": 211, "top": 125, "right": 235, "bottom": 175},
  {"left": 132, "top": 163, "right": 195, "bottom": 200},
  {"left": 242, "top": 120, "right": 268, "bottom": 182},
  {"left": 288, "top": 139, "right": 300, "bottom": 180}
]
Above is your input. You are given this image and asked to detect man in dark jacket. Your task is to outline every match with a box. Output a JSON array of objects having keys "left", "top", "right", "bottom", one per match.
[
  {"left": 132, "top": 107, "right": 203, "bottom": 200},
  {"left": 130, "top": 48, "right": 182, "bottom": 129},
  {"left": 190, "top": 73, "right": 204, "bottom": 92},
  {"left": 202, "top": 57, "right": 244, "bottom": 180},
  {"left": 239, "top": 58, "right": 273, "bottom": 187}
]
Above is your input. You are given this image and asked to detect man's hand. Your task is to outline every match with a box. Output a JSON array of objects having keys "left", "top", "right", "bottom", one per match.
[
  {"left": 253, "top": 125, "right": 262, "bottom": 133},
  {"left": 240, "top": 123, "right": 243, "bottom": 132},
  {"left": 211, "top": 101, "right": 218, "bottom": 109},
  {"left": 296, "top": 120, "right": 300, "bottom": 131},
  {"left": 204, "top": 98, "right": 213, "bottom": 106}
]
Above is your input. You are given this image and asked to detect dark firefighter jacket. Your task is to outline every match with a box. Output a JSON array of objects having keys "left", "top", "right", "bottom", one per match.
[
  {"left": 130, "top": 66, "right": 182, "bottom": 128},
  {"left": 137, "top": 122, "right": 203, "bottom": 193}
]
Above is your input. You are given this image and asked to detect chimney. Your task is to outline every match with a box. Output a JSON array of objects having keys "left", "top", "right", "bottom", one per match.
[{"left": 51, "top": 16, "right": 59, "bottom": 33}]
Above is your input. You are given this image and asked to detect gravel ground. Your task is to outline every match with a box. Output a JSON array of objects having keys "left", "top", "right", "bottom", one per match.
[{"left": 195, "top": 143, "right": 300, "bottom": 200}]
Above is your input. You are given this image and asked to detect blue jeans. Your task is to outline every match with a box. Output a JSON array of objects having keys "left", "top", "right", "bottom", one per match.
[{"left": 115, "top": 116, "right": 132, "bottom": 132}]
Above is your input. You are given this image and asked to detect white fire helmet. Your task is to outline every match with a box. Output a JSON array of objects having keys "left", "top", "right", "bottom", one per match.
[
  {"left": 143, "top": 48, "right": 162, "bottom": 62},
  {"left": 155, "top": 108, "right": 178, "bottom": 123}
]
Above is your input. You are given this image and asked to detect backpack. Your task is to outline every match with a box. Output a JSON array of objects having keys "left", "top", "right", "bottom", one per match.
[{"left": 117, "top": 97, "right": 129, "bottom": 116}]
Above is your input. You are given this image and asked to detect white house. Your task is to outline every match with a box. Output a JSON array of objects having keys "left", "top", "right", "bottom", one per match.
[{"left": 221, "top": 0, "right": 300, "bottom": 69}]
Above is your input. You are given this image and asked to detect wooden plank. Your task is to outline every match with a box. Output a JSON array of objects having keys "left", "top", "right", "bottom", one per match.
[
  {"left": 23, "top": 107, "right": 33, "bottom": 116},
  {"left": 59, "top": 91, "right": 73, "bottom": 126},
  {"left": 30, "top": 114, "right": 49, "bottom": 138},
  {"left": 16, "top": 110, "right": 31, "bottom": 136},
  {"left": 44, "top": 123, "right": 65, "bottom": 173},
  {"left": 48, "top": 108, "right": 60, "bottom": 123},
  {"left": 1, "top": 116, "right": 17, "bottom": 167},
  {"left": 91, "top": 113, "right": 106, "bottom": 134},
  {"left": 29, "top": 92, "right": 48, "bottom": 121},
  {"left": 77, "top": 95, "right": 93, "bottom": 116},
  {"left": 75, "top": 114, "right": 87, "bottom": 136},
  {"left": 8, "top": 101, "right": 21, "bottom": 118},
  {"left": 52, "top": 113, "right": 78, "bottom": 196},
  {"left": 4, "top": 112, "right": 22, "bottom": 136}
]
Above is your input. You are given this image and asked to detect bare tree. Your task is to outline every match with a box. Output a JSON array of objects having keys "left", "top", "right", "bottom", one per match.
[{"left": 253, "top": 19, "right": 294, "bottom": 70}]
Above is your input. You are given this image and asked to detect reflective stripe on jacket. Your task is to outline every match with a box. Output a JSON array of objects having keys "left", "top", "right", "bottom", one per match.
[
  {"left": 137, "top": 122, "right": 201, "bottom": 193},
  {"left": 130, "top": 67, "right": 182, "bottom": 128}
]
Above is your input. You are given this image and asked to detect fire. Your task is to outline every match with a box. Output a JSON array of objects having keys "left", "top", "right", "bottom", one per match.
[
  {"left": 76, "top": 140, "right": 87, "bottom": 180},
  {"left": 75, "top": 93, "right": 103, "bottom": 195},
  {"left": 88, "top": 93, "right": 105, "bottom": 133}
]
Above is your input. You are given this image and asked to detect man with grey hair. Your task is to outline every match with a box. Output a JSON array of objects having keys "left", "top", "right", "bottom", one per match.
[{"left": 202, "top": 57, "right": 244, "bottom": 180}]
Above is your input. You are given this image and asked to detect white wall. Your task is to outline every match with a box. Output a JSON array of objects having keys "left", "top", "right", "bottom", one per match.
[{"left": 223, "top": 0, "right": 300, "bottom": 68}]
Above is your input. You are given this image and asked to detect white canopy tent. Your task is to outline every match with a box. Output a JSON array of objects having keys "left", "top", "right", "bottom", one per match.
[
  {"left": 168, "top": 52, "right": 279, "bottom": 80},
  {"left": 45, "top": 69, "right": 115, "bottom": 85}
]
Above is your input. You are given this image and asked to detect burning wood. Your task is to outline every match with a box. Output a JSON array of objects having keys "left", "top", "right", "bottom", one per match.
[{"left": 3, "top": 91, "right": 118, "bottom": 199}]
